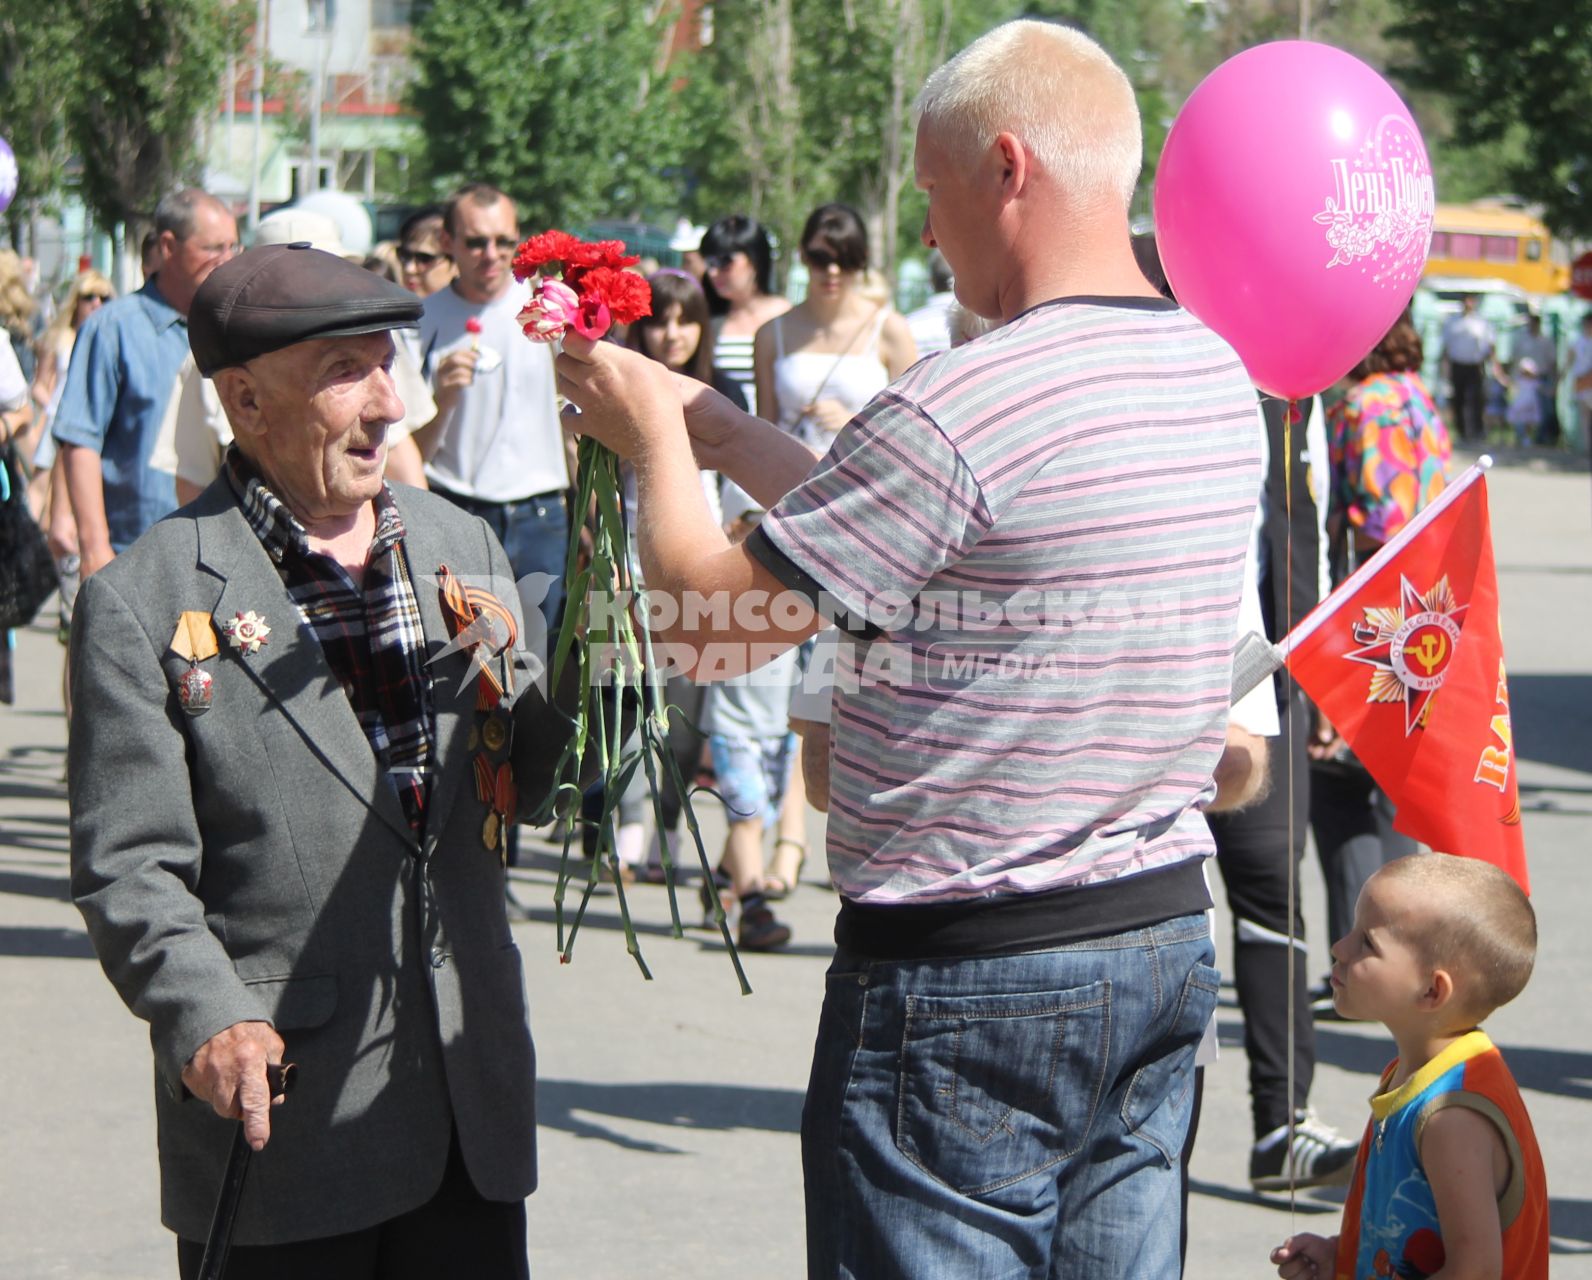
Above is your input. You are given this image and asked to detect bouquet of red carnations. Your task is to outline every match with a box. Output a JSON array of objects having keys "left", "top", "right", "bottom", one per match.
[{"left": 510, "top": 231, "right": 750, "bottom": 992}]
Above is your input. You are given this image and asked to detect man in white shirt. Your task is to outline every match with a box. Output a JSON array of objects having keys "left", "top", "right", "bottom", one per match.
[
  {"left": 1440, "top": 294, "right": 1495, "bottom": 442},
  {"left": 416, "top": 183, "right": 569, "bottom": 646}
]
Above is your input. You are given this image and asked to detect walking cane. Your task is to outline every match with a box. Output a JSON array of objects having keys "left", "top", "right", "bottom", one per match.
[{"left": 197, "top": 1061, "right": 296, "bottom": 1280}]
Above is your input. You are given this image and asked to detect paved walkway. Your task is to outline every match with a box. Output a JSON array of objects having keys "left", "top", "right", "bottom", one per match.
[{"left": 1, "top": 450, "right": 1588, "bottom": 1278}]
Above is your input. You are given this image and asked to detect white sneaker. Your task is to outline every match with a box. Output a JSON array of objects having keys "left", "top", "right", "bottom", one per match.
[{"left": 1249, "top": 1109, "right": 1360, "bottom": 1191}]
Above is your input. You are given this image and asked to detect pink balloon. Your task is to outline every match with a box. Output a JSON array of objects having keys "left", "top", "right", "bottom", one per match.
[{"left": 1153, "top": 41, "right": 1434, "bottom": 400}]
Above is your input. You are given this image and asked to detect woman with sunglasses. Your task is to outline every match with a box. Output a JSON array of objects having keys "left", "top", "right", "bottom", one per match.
[
  {"left": 27, "top": 271, "right": 115, "bottom": 478},
  {"left": 700, "top": 215, "right": 790, "bottom": 417},
  {"left": 752, "top": 202, "right": 916, "bottom": 450},
  {"left": 396, "top": 206, "right": 456, "bottom": 298}
]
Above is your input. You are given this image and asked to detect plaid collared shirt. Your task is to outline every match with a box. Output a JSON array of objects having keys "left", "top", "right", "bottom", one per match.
[{"left": 225, "top": 448, "right": 435, "bottom": 837}]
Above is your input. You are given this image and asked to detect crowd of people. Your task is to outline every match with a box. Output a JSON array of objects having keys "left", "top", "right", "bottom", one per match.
[{"left": 0, "top": 14, "right": 1563, "bottom": 1278}]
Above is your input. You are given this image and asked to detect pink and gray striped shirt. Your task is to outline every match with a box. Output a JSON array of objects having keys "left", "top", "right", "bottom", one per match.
[{"left": 750, "top": 297, "right": 1261, "bottom": 906}]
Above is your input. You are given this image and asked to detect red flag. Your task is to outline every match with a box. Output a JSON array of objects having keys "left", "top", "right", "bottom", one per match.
[{"left": 1281, "top": 464, "right": 1527, "bottom": 889}]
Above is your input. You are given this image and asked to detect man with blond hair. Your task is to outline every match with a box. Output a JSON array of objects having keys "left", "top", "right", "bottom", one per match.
[{"left": 554, "top": 20, "right": 1261, "bottom": 1275}]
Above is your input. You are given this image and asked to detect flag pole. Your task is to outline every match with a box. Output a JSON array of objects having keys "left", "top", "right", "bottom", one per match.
[{"left": 1274, "top": 454, "right": 1493, "bottom": 662}]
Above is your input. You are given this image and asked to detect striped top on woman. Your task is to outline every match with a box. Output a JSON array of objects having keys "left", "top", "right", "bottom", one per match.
[
  {"left": 747, "top": 297, "right": 1261, "bottom": 914},
  {"left": 713, "top": 330, "right": 758, "bottom": 417}
]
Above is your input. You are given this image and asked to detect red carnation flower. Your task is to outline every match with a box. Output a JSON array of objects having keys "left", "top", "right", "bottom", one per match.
[
  {"left": 512, "top": 229, "right": 583, "bottom": 282},
  {"left": 576, "top": 265, "right": 652, "bottom": 328}
]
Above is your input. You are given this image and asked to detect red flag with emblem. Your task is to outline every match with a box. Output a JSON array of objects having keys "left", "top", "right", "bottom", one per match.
[{"left": 1278, "top": 461, "right": 1527, "bottom": 890}]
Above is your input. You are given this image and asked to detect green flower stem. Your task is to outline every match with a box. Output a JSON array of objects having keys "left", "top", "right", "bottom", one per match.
[{"left": 536, "top": 435, "right": 749, "bottom": 992}]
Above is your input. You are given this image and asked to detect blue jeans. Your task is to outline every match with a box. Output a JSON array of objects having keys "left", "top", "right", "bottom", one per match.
[
  {"left": 430, "top": 484, "right": 569, "bottom": 665},
  {"left": 802, "top": 912, "right": 1218, "bottom": 1279}
]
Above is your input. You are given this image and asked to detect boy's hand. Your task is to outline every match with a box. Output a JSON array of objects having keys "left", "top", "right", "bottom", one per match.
[{"left": 1271, "top": 1233, "right": 1336, "bottom": 1278}]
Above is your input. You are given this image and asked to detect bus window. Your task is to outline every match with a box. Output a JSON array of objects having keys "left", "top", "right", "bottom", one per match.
[
  {"left": 1481, "top": 235, "right": 1517, "bottom": 263},
  {"left": 1525, "top": 238, "right": 1543, "bottom": 262}
]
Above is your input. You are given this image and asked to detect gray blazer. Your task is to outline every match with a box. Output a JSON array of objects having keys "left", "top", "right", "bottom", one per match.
[{"left": 68, "top": 478, "right": 561, "bottom": 1245}]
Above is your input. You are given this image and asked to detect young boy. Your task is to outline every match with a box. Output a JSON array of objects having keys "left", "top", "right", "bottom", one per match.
[{"left": 1272, "top": 853, "right": 1548, "bottom": 1280}]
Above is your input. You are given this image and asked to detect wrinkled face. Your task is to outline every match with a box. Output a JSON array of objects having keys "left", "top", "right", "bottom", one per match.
[
  {"left": 160, "top": 203, "right": 240, "bottom": 314},
  {"left": 398, "top": 230, "right": 454, "bottom": 297},
  {"left": 914, "top": 120, "right": 1001, "bottom": 320},
  {"left": 640, "top": 302, "right": 702, "bottom": 372},
  {"left": 443, "top": 197, "right": 519, "bottom": 303},
  {"left": 704, "top": 249, "right": 757, "bottom": 304},
  {"left": 1329, "top": 874, "right": 1433, "bottom": 1025},
  {"left": 236, "top": 332, "right": 405, "bottom": 524}
]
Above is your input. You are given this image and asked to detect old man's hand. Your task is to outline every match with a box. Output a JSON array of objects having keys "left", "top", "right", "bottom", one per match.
[
  {"left": 555, "top": 333, "right": 687, "bottom": 460},
  {"left": 182, "top": 1020, "right": 288, "bottom": 1152}
]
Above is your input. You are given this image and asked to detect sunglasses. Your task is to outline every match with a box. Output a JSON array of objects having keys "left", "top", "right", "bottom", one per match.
[
  {"left": 398, "top": 248, "right": 442, "bottom": 268},
  {"left": 704, "top": 252, "right": 738, "bottom": 271},
  {"left": 802, "top": 247, "right": 850, "bottom": 271},
  {"left": 462, "top": 235, "right": 517, "bottom": 254}
]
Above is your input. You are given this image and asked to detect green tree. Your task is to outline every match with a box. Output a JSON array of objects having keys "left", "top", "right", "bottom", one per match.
[
  {"left": 67, "top": 0, "right": 247, "bottom": 244},
  {"left": 0, "top": 8, "right": 80, "bottom": 247},
  {"left": 1387, "top": 0, "right": 1592, "bottom": 237},
  {"left": 407, "top": 0, "right": 685, "bottom": 230}
]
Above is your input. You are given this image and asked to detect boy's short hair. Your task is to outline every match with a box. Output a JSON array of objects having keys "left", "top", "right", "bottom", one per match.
[{"left": 1378, "top": 854, "right": 1536, "bottom": 1017}]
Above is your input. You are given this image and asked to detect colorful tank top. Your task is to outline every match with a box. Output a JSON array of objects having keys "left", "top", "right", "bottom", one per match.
[{"left": 1335, "top": 1030, "right": 1548, "bottom": 1280}]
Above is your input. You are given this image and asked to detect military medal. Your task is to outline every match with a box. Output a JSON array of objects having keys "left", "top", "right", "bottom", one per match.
[
  {"left": 221, "top": 610, "right": 271, "bottom": 655},
  {"left": 177, "top": 665, "right": 214, "bottom": 716},
  {"left": 481, "top": 714, "right": 508, "bottom": 753},
  {"left": 169, "top": 612, "right": 220, "bottom": 717},
  {"left": 482, "top": 810, "right": 502, "bottom": 854}
]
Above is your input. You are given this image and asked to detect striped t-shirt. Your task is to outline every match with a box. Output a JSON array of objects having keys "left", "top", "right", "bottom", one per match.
[
  {"left": 713, "top": 332, "right": 758, "bottom": 417},
  {"left": 749, "top": 297, "right": 1261, "bottom": 906}
]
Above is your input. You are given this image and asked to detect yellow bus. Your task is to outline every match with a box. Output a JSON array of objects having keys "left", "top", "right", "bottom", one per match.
[{"left": 1424, "top": 202, "right": 1569, "bottom": 296}]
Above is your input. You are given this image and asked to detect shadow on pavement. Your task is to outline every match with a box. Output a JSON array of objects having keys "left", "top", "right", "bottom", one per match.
[
  {"left": 1187, "top": 1177, "right": 1341, "bottom": 1214},
  {"left": 535, "top": 1079, "right": 804, "bottom": 1154},
  {"left": 0, "top": 925, "right": 96, "bottom": 959},
  {"left": 1550, "top": 1197, "right": 1592, "bottom": 1254},
  {"left": 0, "top": 867, "right": 70, "bottom": 900},
  {"left": 1315, "top": 1026, "right": 1592, "bottom": 1102},
  {"left": 507, "top": 890, "right": 837, "bottom": 961},
  {"left": 1509, "top": 674, "right": 1592, "bottom": 777}
]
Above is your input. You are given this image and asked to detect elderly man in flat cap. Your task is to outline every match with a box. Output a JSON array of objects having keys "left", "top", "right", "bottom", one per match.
[{"left": 67, "top": 243, "right": 566, "bottom": 1277}]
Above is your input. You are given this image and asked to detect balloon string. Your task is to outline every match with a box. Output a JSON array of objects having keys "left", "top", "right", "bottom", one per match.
[{"left": 1285, "top": 397, "right": 1298, "bottom": 1230}]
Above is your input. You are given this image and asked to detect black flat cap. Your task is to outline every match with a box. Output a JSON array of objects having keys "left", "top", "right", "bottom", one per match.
[{"left": 189, "top": 243, "right": 422, "bottom": 376}]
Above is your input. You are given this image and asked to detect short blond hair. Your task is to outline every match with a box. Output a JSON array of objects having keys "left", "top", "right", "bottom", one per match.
[
  {"left": 1376, "top": 854, "right": 1536, "bottom": 1018},
  {"left": 915, "top": 20, "right": 1142, "bottom": 212}
]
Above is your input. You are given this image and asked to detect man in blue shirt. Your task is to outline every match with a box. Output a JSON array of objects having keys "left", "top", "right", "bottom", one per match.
[{"left": 54, "top": 188, "right": 238, "bottom": 578}]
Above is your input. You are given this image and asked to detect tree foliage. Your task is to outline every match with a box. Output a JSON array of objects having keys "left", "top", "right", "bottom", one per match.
[
  {"left": 0, "top": 6, "right": 79, "bottom": 241},
  {"left": 408, "top": 0, "right": 685, "bottom": 230},
  {"left": 67, "top": 0, "right": 247, "bottom": 236},
  {"left": 388, "top": 0, "right": 1579, "bottom": 277},
  {"left": 1388, "top": 0, "right": 1592, "bottom": 237}
]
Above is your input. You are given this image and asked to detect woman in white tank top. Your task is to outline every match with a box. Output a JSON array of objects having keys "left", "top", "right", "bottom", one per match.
[{"left": 753, "top": 203, "right": 917, "bottom": 452}]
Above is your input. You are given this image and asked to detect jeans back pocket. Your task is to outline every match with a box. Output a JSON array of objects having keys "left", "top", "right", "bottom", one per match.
[
  {"left": 895, "top": 981, "right": 1110, "bottom": 1198},
  {"left": 1122, "top": 958, "right": 1220, "bottom": 1163}
]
